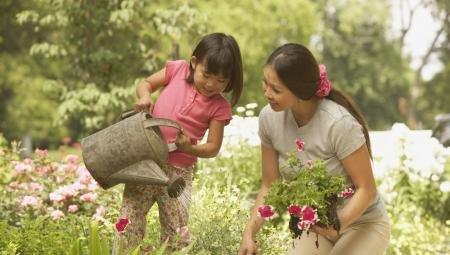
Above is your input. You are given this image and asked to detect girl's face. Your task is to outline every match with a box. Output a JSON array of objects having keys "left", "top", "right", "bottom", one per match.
[
  {"left": 262, "top": 65, "right": 298, "bottom": 111},
  {"left": 191, "top": 57, "right": 230, "bottom": 97}
]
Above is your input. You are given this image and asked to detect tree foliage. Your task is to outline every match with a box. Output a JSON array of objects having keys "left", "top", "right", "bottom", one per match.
[
  {"left": 316, "top": 0, "right": 413, "bottom": 129},
  {"left": 1, "top": 0, "right": 449, "bottom": 146}
]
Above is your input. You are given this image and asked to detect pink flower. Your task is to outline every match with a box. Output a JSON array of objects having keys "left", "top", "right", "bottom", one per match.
[
  {"left": 51, "top": 210, "right": 65, "bottom": 220},
  {"left": 306, "top": 160, "right": 314, "bottom": 169},
  {"left": 295, "top": 138, "right": 305, "bottom": 152},
  {"left": 35, "top": 148, "right": 48, "bottom": 158},
  {"left": 301, "top": 206, "right": 319, "bottom": 223},
  {"left": 21, "top": 196, "right": 39, "bottom": 207},
  {"left": 316, "top": 64, "right": 331, "bottom": 98},
  {"left": 68, "top": 205, "right": 79, "bottom": 213},
  {"left": 287, "top": 204, "right": 302, "bottom": 217},
  {"left": 295, "top": 206, "right": 319, "bottom": 231},
  {"left": 297, "top": 220, "right": 312, "bottom": 230},
  {"left": 59, "top": 185, "right": 79, "bottom": 197},
  {"left": 65, "top": 154, "right": 78, "bottom": 164},
  {"left": 14, "top": 162, "right": 32, "bottom": 174},
  {"left": 115, "top": 218, "right": 131, "bottom": 233},
  {"left": 77, "top": 167, "right": 93, "bottom": 185},
  {"left": 80, "top": 192, "right": 96, "bottom": 202},
  {"left": 338, "top": 187, "right": 355, "bottom": 199},
  {"left": 257, "top": 205, "right": 278, "bottom": 220}
]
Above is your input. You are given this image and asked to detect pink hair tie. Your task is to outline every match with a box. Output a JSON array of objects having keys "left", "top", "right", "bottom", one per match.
[{"left": 315, "top": 64, "right": 331, "bottom": 98}]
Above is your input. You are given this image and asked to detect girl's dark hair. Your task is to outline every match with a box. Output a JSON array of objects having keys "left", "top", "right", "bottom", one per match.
[
  {"left": 186, "top": 33, "right": 243, "bottom": 106},
  {"left": 267, "top": 43, "right": 372, "bottom": 157}
]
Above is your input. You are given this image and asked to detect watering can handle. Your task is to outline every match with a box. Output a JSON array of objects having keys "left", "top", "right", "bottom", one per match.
[
  {"left": 143, "top": 118, "right": 181, "bottom": 152},
  {"left": 121, "top": 109, "right": 139, "bottom": 120},
  {"left": 143, "top": 118, "right": 181, "bottom": 131}
]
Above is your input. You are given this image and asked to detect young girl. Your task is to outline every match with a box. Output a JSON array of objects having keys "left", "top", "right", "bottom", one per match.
[
  {"left": 112, "top": 32, "right": 243, "bottom": 254},
  {"left": 238, "top": 43, "right": 390, "bottom": 255}
]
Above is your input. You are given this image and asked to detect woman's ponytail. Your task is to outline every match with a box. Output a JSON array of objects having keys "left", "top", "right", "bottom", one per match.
[{"left": 327, "top": 89, "right": 372, "bottom": 158}]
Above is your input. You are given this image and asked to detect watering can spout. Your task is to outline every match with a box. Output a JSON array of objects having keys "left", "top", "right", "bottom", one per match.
[
  {"left": 109, "top": 160, "right": 169, "bottom": 185},
  {"left": 108, "top": 160, "right": 186, "bottom": 198}
]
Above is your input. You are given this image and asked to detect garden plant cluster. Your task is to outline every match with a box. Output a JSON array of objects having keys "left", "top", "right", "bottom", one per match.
[{"left": 0, "top": 113, "right": 449, "bottom": 254}]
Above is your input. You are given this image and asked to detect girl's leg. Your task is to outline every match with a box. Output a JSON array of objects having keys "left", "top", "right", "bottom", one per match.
[
  {"left": 112, "top": 184, "right": 157, "bottom": 255},
  {"left": 157, "top": 165, "right": 193, "bottom": 250},
  {"left": 287, "top": 232, "right": 333, "bottom": 255},
  {"left": 329, "top": 212, "right": 390, "bottom": 255}
]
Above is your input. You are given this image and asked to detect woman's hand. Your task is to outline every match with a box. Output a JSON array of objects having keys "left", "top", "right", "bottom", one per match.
[
  {"left": 237, "top": 235, "right": 258, "bottom": 255},
  {"left": 134, "top": 95, "right": 154, "bottom": 113},
  {"left": 311, "top": 225, "right": 339, "bottom": 241},
  {"left": 175, "top": 129, "right": 194, "bottom": 154}
]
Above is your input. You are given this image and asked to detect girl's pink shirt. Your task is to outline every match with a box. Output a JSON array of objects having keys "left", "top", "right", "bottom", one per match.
[{"left": 151, "top": 60, "right": 232, "bottom": 168}]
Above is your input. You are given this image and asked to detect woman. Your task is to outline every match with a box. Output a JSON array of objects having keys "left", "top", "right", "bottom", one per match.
[{"left": 238, "top": 43, "right": 390, "bottom": 255}]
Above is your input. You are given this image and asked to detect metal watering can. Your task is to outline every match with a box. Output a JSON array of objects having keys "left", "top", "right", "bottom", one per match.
[{"left": 81, "top": 110, "right": 185, "bottom": 197}]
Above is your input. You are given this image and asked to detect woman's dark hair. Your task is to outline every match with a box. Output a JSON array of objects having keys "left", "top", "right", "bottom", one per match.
[
  {"left": 186, "top": 33, "right": 243, "bottom": 106},
  {"left": 267, "top": 43, "right": 372, "bottom": 157}
]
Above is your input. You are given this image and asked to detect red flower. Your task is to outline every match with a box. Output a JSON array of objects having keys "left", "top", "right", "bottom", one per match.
[
  {"left": 257, "top": 205, "right": 277, "bottom": 220},
  {"left": 301, "top": 206, "right": 318, "bottom": 223},
  {"left": 338, "top": 187, "right": 355, "bottom": 199},
  {"left": 295, "top": 138, "right": 305, "bottom": 152},
  {"left": 295, "top": 206, "right": 319, "bottom": 231},
  {"left": 288, "top": 204, "right": 302, "bottom": 217},
  {"left": 115, "top": 218, "right": 131, "bottom": 234}
]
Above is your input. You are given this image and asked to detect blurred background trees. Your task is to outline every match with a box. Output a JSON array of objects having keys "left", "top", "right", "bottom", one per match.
[{"left": 0, "top": 0, "right": 448, "bottom": 149}]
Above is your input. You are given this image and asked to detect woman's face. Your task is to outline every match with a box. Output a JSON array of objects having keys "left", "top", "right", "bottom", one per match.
[
  {"left": 191, "top": 56, "right": 229, "bottom": 97},
  {"left": 262, "top": 65, "right": 298, "bottom": 111}
]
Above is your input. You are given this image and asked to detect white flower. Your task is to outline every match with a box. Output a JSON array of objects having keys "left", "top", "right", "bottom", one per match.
[
  {"left": 236, "top": 106, "right": 246, "bottom": 113},
  {"left": 245, "top": 102, "right": 258, "bottom": 109},
  {"left": 440, "top": 181, "right": 450, "bottom": 192}
]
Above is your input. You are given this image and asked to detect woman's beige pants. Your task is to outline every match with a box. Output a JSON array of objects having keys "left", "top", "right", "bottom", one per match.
[{"left": 287, "top": 206, "right": 390, "bottom": 255}]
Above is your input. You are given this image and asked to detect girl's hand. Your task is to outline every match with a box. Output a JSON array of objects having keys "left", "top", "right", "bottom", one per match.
[
  {"left": 134, "top": 96, "right": 154, "bottom": 113},
  {"left": 175, "top": 129, "right": 194, "bottom": 154},
  {"left": 237, "top": 235, "right": 258, "bottom": 255},
  {"left": 311, "top": 225, "right": 339, "bottom": 241}
]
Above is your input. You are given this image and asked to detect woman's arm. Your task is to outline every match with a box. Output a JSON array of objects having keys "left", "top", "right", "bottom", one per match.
[
  {"left": 313, "top": 144, "right": 377, "bottom": 237},
  {"left": 134, "top": 68, "right": 167, "bottom": 112},
  {"left": 175, "top": 119, "right": 225, "bottom": 158},
  {"left": 338, "top": 143, "right": 378, "bottom": 230},
  {"left": 238, "top": 144, "right": 280, "bottom": 255}
]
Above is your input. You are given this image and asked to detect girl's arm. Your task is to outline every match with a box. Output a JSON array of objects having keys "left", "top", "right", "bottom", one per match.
[
  {"left": 313, "top": 144, "right": 377, "bottom": 237},
  {"left": 238, "top": 144, "right": 280, "bottom": 255},
  {"left": 175, "top": 119, "right": 225, "bottom": 158},
  {"left": 135, "top": 68, "right": 166, "bottom": 112}
]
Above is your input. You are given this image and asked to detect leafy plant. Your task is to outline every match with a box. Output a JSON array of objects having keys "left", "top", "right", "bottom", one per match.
[{"left": 262, "top": 157, "right": 346, "bottom": 238}]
